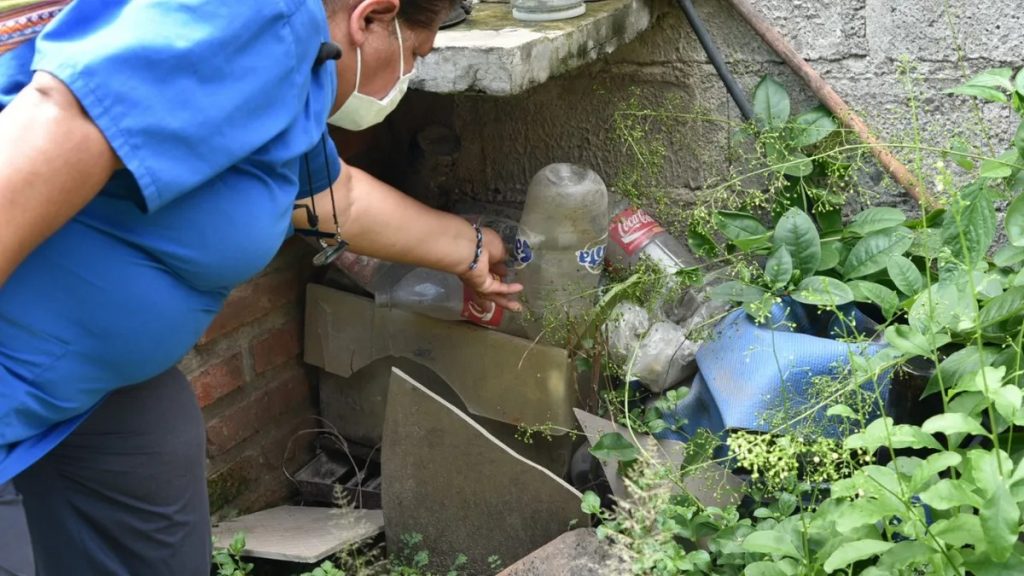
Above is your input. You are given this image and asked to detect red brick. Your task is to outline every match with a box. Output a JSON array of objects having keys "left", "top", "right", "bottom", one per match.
[
  {"left": 206, "top": 369, "right": 313, "bottom": 457},
  {"left": 199, "top": 267, "right": 304, "bottom": 344},
  {"left": 191, "top": 354, "right": 244, "bottom": 408},
  {"left": 251, "top": 319, "right": 303, "bottom": 374}
]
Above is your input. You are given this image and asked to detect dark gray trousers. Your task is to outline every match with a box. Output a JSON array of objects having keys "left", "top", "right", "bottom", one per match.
[{"left": 1, "top": 367, "right": 211, "bottom": 575}]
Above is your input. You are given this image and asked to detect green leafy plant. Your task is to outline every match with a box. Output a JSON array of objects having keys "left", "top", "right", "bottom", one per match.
[
  {"left": 212, "top": 533, "right": 254, "bottom": 576},
  {"left": 585, "top": 66, "right": 1024, "bottom": 576}
]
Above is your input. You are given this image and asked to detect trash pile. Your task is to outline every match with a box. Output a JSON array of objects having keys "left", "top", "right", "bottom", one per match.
[{"left": 328, "top": 161, "right": 892, "bottom": 454}]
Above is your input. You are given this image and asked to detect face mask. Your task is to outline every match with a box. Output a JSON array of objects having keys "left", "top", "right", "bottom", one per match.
[{"left": 328, "top": 19, "right": 415, "bottom": 131}]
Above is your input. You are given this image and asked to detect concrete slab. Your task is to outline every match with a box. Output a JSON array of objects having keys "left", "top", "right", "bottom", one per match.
[
  {"left": 383, "top": 368, "right": 589, "bottom": 574},
  {"left": 411, "top": 0, "right": 654, "bottom": 95},
  {"left": 210, "top": 506, "right": 384, "bottom": 563},
  {"left": 304, "top": 284, "right": 576, "bottom": 434},
  {"left": 498, "top": 529, "right": 627, "bottom": 576}
]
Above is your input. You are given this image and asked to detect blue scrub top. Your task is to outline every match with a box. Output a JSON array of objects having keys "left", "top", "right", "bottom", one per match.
[{"left": 0, "top": 0, "right": 342, "bottom": 483}]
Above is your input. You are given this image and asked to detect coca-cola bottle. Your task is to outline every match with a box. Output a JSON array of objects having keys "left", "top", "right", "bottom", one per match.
[
  {"left": 607, "top": 194, "right": 701, "bottom": 323},
  {"left": 377, "top": 267, "right": 527, "bottom": 336}
]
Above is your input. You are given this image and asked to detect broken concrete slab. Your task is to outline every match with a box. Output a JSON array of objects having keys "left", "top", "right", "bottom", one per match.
[
  {"left": 574, "top": 409, "right": 745, "bottom": 509},
  {"left": 305, "top": 284, "right": 575, "bottom": 434},
  {"left": 497, "top": 529, "right": 627, "bottom": 576},
  {"left": 210, "top": 506, "right": 383, "bottom": 564},
  {"left": 383, "top": 368, "right": 589, "bottom": 574}
]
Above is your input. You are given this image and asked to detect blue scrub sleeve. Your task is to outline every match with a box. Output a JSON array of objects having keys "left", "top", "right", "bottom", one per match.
[
  {"left": 297, "top": 133, "right": 342, "bottom": 200},
  {"left": 30, "top": 0, "right": 310, "bottom": 213}
]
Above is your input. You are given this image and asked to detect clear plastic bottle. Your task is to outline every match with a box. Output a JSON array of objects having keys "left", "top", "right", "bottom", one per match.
[
  {"left": 376, "top": 267, "right": 527, "bottom": 337},
  {"left": 514, "top": 164, "right": 609, "bottom": 342},
  {"left": 605, "top": 301, "right": 699, "bottom": 393},
  {"left": 511, "top": 0, "right": 584, "bottom": 22},
  {"left": 607, "top": 194, "right": 701, "bottom": 324}
]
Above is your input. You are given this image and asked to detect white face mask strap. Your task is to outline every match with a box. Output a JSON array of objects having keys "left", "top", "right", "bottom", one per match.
[
  {"left": 354, "top": 46, "right": 363, "bottom": 91},
  {"left": 395, "top": 18, "right": 405, "bottom": 79}
]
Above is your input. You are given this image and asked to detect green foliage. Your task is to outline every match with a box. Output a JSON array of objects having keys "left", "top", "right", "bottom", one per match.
[
  {"left": 589, "top": 65, "right": 1024, "bottom": 576},
  {"left": 212, "top": 533, "right": 254, "bottom": 576}
]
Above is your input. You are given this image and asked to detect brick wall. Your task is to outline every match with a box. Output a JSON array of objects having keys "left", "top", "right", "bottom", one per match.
[{"left": 177, "top": 237, "right": 320, "bottom": 517}]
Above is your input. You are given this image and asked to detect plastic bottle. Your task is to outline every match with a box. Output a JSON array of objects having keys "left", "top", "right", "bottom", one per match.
[
  {"left": 605, "top": 302, "right": 699, "bottom": 393},
  {"left": 376, "top": 266, "right": 527, "bottom": 337},
  {"left": 606, "top": 194, "right": 703, "bottom": 323},
  {"left": 514, "top": 164, "right": 609, "bottom": 341}
]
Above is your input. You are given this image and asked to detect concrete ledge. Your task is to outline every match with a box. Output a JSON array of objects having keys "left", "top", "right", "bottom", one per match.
[{"left": 411, "top": 0, "right": 654, "bottom": 95}]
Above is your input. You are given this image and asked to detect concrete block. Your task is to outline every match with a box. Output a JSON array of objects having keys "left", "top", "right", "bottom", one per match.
[
  {"left": 612, "top": 0, "right": 868, "bottom": 65},
  {"left": 866, "top": 0, "right": 1024, "bottom": 64}
]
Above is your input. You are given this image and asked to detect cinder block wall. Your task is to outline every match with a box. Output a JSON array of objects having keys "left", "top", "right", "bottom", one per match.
[
  {"left": 178, "top": 238, "right": 319, "bottom": 516},
  {"left": 412, "top": 0, "right": 1022, "bottom": 209}
]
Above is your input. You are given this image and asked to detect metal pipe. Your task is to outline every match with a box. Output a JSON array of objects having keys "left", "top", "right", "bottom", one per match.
[{"left": 675, "top": 0, "right": 755, "bottom": 121}]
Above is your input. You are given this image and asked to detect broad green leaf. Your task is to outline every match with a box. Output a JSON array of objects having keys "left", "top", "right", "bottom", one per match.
[
  {"left": 773, "top": 208, "right": 821, "bottom": 277},
  {"left": 991, "top": 385, "right": 1023, "bottom": 422},
  {"left": 887, "top": 255, "right": 924, "bottom": 296},
  {"left": 687, "top": 226, "right": 719, "bottom": 258},
  {"left": 980, "top": 148, "right": 1021, "bottom": 179},
  {"left": 944, "top": 184, "right": 996, "bottom": 265},
  {"left": 834, "top": 498, "right": 896, "bottom": 533},
  {"left": 733, "top": 233, "right": 773, "bottom": 252},
  {"left": 964, "top": 552, "right": 1024, "bottom": 576},
  {"left": 710, "top": 281, "right": 768, "bottom": 303},
  {"left": 826, "top": 404, "right": 857, "bottom": 419},
  {"left": 963, "top": 68, "right": 1015, "bottom": 91},
  {"left": 909, "top": 227, "right": 944, "bottom": 259},
  {"left": 908, "top": 281, "right": 959, "bottom": 334},
  {"left": 1014, "top": 121, "right": 1024, "bottom": 157},
  {"left": 876, "top": 541, "right": 937, "bottom": 573},
  {"left": 845, "top": 228, "right": 914, "bottom": 278},
  {"left": 845, "top": 417, "right": 941, "bottom": 452},
  {"left": 930, "top": 514, "right": 983, "bottom": 547},
  {"left": 765, "top": 246, "right": 794, "bottom": 289},
  {"left": 716, "top": 211, "right": 769, "bottom": 242},
  {"left": 817, "top": 241, "right": 840, "bottom": 271},
  {"left": 580, "top": 491, "right": 601, "bottom": 515},
  {"left": 909, "top": 451, "right": 962, "bottom": 492},
  {"left": 979, "top": 286, "right": 1024, "bottom": 328},
  {"left": 743, "top": 561, "right": 788, "bottom": 576},
  {"left": 952, "top": 366, "right": 1007, "bottom": 396},
  {"left": 1005, "top": 194, "right": 1024, "bottom": 247},
  {"left": 823, "top": 540, "right": 894, "bottom": 573},
  {"left": 884, "top": 324, "right": 949, "bottom": 357},
  {"left": 927, "top": 346, "right": 1002, "bottom": 397},
  {"left": 791, "top": 107, "right": 838, "bottom": 147},
  {"left": 753, "top": 76, "right": 791, "bottom": 129},
  {"left": 980, "top": 483, "right": 1018, "bottom": 562},
  {"left": 847, "top": 207, "right": 907, "bottom": 236},
  {"left": 919, "top": 478, "right": 984, "bottom": 510},
  {"left": 773, "top": 151, "right": 814, "bottom": 178},
  {"left": 950, "top": 139, "right": 976, "bottom": 170},
  {"left": 589, "top": 432, "right": 639, "bottom": 462},
  {"left": 1017, "top": 68, "right": 1024, "bottom": 96},
  {"left": 922, "top": 412, "right": 987, "bottom": 437},
  {"left": 966, "top": 449, "right": 1013, "bottom": 498},
  {"left": 949, "top": 84, "right": 1008, "bottom": 103},
  {"left": 792, "top": 276, "right": 855, "bottom": 307},
  {"left": 742, "top": 530, "right": 801, "bottom": 559},
  {"left": 847, "top": 280, "right": 898, "bottom": 319}
]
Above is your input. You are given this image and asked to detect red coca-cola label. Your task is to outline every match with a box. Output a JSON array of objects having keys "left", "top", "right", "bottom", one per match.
[
  {"left": 610, "top": 208, "right": 664, "bottom": 256},
  {"left": 461, "top": 285, "right": 504, "bottom": 328}
]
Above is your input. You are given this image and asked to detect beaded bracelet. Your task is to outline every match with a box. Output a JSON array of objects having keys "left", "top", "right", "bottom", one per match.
[{"left": 468, "top": 223, "right": 484, "bottom": 271}]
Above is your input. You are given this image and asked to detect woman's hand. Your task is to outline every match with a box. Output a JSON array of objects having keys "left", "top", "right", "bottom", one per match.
[{"left": 458, "top": 227, "right": 523, "bottom": 312}]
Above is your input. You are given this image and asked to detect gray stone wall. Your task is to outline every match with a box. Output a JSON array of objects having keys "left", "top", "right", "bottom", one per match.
[{"left": 394, "top": 0, "right": 1022, "bottom": 212}]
